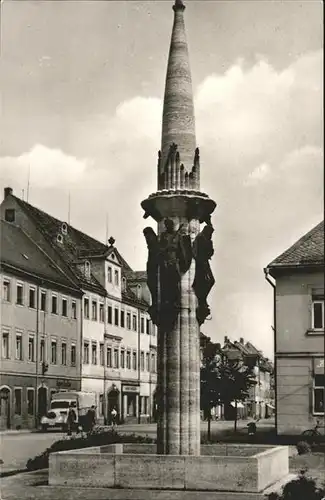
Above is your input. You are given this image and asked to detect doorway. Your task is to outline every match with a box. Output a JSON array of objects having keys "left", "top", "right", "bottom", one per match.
[
  {"left": 107, "top": 388, "right": 119, "bottom": 423},
  {"left": 0, "top": 387, "right": 11, "bottom": 429}
]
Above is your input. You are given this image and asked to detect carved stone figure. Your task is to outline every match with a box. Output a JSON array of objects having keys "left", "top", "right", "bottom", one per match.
[
  {"left": 192, "top": 223, "right": 215, "bottom": 325},
  {"left": 143, "top": 227, "right": 159, "bottom": 325},
  {"left": 144, "top": 219, "right": 192, "bottom": 329}
]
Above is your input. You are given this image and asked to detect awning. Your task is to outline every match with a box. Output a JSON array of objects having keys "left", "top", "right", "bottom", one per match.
[{"left": 230, "top": 402, "right": 244, "bottom": 408}]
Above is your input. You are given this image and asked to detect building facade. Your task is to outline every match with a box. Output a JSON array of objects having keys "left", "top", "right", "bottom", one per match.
[
  {"left": 1, "top": 187, "right": 157, "bottom": 427},
  {"left": 0, "top": 220, "right": 82, "bottom": 430},
  {"left": 266, "top": 220, "right": 324, "bottom": 435}
]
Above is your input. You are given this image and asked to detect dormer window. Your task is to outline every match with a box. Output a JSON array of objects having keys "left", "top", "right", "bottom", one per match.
[
  {"left": 84, "top": 260, "right": 91, "bottom": 279},
  {"left": 61, "top": 223, "right": 68, "bottom": 235},
  {"left": 122, "top": 277, "right": 126, "bottom": 292},
  {"left": 57, "top": 234, "right": 63, "bottom": 244}
]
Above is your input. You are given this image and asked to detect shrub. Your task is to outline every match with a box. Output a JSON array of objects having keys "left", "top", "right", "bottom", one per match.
[
  {"left": 296, "top": 441, "right": 312, "bottom": 455},
  {"left": 26, "top": 429, "right": 156, "bottom": 471},
  {"left": 267, "top": 469, "right": 325, "bottom": 500}
]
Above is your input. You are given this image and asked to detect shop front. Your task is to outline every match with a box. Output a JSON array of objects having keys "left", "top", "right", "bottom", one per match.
[{"left": 121, "top": 383, "right": 140, "bottom": 423}]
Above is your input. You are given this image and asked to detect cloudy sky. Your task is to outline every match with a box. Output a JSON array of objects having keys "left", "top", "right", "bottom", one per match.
[{"left": 1, "top": 0, "right": 323, "bottom": 358}]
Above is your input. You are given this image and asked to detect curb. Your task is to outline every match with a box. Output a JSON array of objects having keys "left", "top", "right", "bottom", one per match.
[{"left": 0, "top": 468, "right": 28, "bottom": 478}]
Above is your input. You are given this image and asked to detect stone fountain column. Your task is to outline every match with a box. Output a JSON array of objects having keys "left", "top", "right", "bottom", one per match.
[{"left": 141, "top": 0, "right": 216, "bottom": 456}]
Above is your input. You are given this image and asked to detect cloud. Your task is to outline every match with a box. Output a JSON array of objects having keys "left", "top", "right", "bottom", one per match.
[
  {"left": 0, "top": 144, "right": 88, "bottom": 189},
  {"left": 0, "top": 50, "right": 323, "bottom": 358}
]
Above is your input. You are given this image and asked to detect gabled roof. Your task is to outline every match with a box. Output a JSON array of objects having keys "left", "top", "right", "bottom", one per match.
[
  {"left": 0, "top": 220, "right": 81, "bottom": 294},
  {"left": 9, "top": 195, "right": 148, "bottom": 307},
  {"left": 268, "top": 220, "right": 324, "bottom": 273}
]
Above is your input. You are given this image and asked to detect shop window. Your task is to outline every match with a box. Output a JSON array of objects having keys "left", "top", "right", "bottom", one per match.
[
  {"left": 27, "top": 389, "right": 34, "bottom": 415},
  {"left": 14, "top": 388, "right": 22, "bottom": 415}
]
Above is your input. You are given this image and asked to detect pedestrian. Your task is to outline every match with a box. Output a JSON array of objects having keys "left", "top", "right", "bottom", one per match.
[
  {"left": 86, "top": 405, "right": 96, "bottom": 436},
  {"left": 110, "top": 407, "right": 117, "bottom": 429},
  {"left": 67, "top": 403, "right": 76, "bottom": 437}
]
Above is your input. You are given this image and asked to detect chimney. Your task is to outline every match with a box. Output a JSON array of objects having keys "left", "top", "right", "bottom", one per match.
[
  {"left": 240, "top": 337, "right": 244, "bottom": 345},
  {"left": 4, "top": 187, "right": 13, "bottom": 198},
  {"left": 224, "top": 335, "right": 228, "bottom": 344}
]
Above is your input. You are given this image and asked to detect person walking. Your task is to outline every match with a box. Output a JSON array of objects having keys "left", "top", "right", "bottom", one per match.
[
  {"left": 110, "top": 407, "right": 117, "bottom": 429},
  {"left": 67, "top": 404, "right": 76, "bottom": 437},
  {"left": 86, "top": 405, "right": 96, "bottom": 436}
]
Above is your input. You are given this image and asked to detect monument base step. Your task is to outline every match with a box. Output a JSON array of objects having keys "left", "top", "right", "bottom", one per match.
[{"left": 3, "top": 474, "right": 296, "bottom": 500}]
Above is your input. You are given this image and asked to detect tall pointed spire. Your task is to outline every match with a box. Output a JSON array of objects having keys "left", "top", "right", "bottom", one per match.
[{"left": 161, "top": 0, "right": 196, "bottom": 178}]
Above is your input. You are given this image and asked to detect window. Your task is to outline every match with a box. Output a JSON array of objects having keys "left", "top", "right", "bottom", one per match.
[
  {"left": 84, "top": 298, "right": 89, "bottom": 319},
  {"left": 146, "top": 319, "right": 151, "bottom": 335},
  {"left": 14, "top": 388, "right": 22, "bottom": 415},
  {"left": 122, "top": 277, "right": 126, "bottom": 291},
  {"left": 313, "top": 374, "right": 325, "bottom": 414},
  {"left": 107, "top": 266, "right": 112, "bottom": 283},
  {"left": 99, "top": 394, "right": 104, "bottom": 416},
  {"left": 114, "top": 269, "right": 119, "bottom": 286},
  {"left": 92, "top": 300, "right": 97, "bottom": 321},
  {"left": 108, "top": 306, "right": 112, "bottom": 324},
  {"left": 126, "top": 350, "right": 131, "bottom": 369},
  {"left": 15, "top": 332, "right": 23, "bottom": 360},
  {"left": 71, "top": 343, "right": 76, "bottom": 366},
  {"left": 3, "top": 279, "right": 10, "bottom": 301},
  {"left": 51, "top": 340, "right": 57, "bottom": 364},
  {"left": 83, "top": 341, "right": 89, "bottom": 364},
  {"left": 2, "top": 330, "right": 10, "bottom": 359},
  {"left": 16, "top": 283, "right": 24, "bottom": 305},
  {"left": 137, "top": 285, "right": 142, "bottom": 300},
  {"left": 5, "top": 208, "right": 15, "bottom": 222},
  {"left": 51, "top": 295, "right": 58, "bottom": 314},
  {"left": 114, "top": 308, "right": 119, "bottom": 326},
  {"left": 92, "top": 342, "right": 97, "bottom": 365},
  {"left": 120, "top": 310, "right": 125, "bottom": 328},
  {"left": 120, "top": 350, "right": 125, "bottom": 369},
  {"left": 40, "top": 338, "right": 45, "bottom": 363},
  {"left": 61, "top": 341, "right": 67, "bottom": 365},
  {"left": 62, "top": 298, "right": 68, "bottom": 317},
  {"left": 71, "top": 300, "right": 77, "bottom": 319},
  {"left": 132, "top": 351, "right": 137, "bottom": 371},
  {"left": 126, "top": 312, "right": 131, "bottom": 330},
  {"left": 61, "top": 223, "right": 68, "bottom": 235},
  {"left": 85, "top": 261, "right": 91, "bottom": 279},
  {"left": 140, "top": 351, "right": 144, "bottom": 371},
  {"left": 29, "top": 287, "right": 36, "bottom": 308},
  {"left": 27, "top": 389, "right": 34, "bottom": 415},
  {"left": 312, "top": 298, "right": 324, "bottom": 330},
  {"left": 100, "top": 343, "right": 104, "bottom": 365},
  {"left": 40, "top": 291, "right": 46, "bottom": 311},
  {"left": 151, "top": 353, "right": 156, "bottom": 373},
  {"left": 132, "top": 315, "right": 137, "bottom": 331},
  {"left": 107, "top": 347, "right": 112, "bottom": 368},
  {"left": 114, "top": 348, "right": 119, "bottom": 368},
  {"left": 28, "top": 335, "right": 35, "bottom": 362},
  {"left": 146, "top": 352, "right": 150, "bottom": 372},
  {"left": 140, "top": 317, "right": 145, "bottom": 334},
  {"left": 99, "top": 303, "right": 104, "bottom": 322}
]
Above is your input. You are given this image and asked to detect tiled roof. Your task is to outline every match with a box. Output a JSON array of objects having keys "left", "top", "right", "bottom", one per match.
[
  {"left": 125, "top": 270, "right": 147, "bottom": 282},
  {"left": 268, "top": 220, "right": 324, "bottom": 271},
  {"left": 0, "top": 220, "right": 81, "bottom": 293}
]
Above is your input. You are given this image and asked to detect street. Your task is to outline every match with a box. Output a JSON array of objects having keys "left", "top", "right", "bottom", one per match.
[{"left": 0, "top": 419, "right": 274, "bottom": 474}]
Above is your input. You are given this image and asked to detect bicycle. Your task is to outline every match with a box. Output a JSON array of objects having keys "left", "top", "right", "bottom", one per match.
[{"left": 301, "top": 420, "right": 322, "bottom": 444}]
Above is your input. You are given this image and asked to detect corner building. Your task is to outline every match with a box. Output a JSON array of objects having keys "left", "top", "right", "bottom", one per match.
[{"left": 1, "top": 188, "right": 157, "bottom": 427}]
